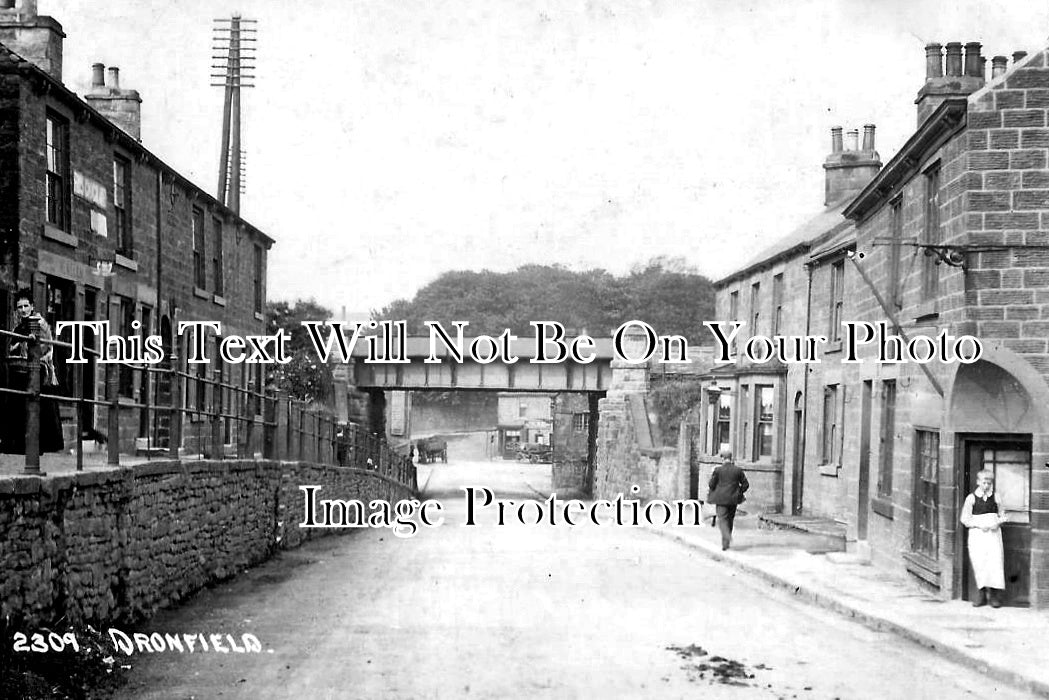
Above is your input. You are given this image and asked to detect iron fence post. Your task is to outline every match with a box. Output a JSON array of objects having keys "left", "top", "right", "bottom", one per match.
[{"left": 23, "top": 332, "right": 41, "bottom": 475}]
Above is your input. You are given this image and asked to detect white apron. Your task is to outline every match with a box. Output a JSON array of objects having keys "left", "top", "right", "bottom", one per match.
[{"left": 968, "top": 512, "right": 1005, "bottom": 590}]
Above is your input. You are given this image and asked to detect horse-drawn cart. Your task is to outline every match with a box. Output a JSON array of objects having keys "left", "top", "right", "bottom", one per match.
[{"left": 415, "top": 436, "right": 448, "bottom": 464}]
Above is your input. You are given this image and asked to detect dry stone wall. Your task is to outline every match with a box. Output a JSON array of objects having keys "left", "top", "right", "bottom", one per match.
[{"left": 0, "top": 460, "right": 414, "bottom": 627}]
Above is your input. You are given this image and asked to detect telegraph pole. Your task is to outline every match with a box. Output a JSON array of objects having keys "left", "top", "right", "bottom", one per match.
[{"left": 212, "top": 14, "right": 256, "bottom": 214}]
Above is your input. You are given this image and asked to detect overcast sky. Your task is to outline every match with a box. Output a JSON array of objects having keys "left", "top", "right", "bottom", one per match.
[{"left": 46, "top": 0, "right": 1049, "bottom": 316}]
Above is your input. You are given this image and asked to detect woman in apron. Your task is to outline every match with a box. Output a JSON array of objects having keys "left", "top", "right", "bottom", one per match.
[{"left": 960, "top": 469, "right": 1006, "bottom": 607}]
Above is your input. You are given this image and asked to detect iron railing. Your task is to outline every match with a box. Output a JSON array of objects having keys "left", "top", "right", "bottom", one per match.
[{"left": 0, "top": 322, "right": 415, "bottom": 490}]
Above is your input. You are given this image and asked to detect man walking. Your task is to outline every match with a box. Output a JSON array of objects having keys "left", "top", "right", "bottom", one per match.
[{"left": 706, "top": 447, "right": 749, "bottom": 550}]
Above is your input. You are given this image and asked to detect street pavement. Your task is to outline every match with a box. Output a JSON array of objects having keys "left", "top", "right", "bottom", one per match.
[{"left": 111, "top": 459, "right": 1036, "bottom": 699}]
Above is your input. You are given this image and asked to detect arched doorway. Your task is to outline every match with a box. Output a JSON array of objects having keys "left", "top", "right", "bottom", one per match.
[{"left": 948, "top": 358, "right": 1046, "bottom": 606}]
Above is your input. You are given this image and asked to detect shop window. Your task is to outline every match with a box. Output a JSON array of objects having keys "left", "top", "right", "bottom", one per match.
[
  {"left": 754, "top": 385, "right": 774, "bottom": 459},
  {"left": 739, "top": 386, "right": 750, "bottom": 459},
  {"left": 714, "top": 393, "right": 731, "bottom": 455}
]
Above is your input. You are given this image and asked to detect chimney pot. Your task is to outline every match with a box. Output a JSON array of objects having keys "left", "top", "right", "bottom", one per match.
[
  {"left": 964, "top": 42, "right": 983, "bottom": 78},
  {"left": 91, "top": 62, "right": 105, "bottom": 88},
  {"left": 846, "top": 129, "right": 859, "bottom": 151},
  {"left": 1013, "top": 50, "right": 1028, "bottom": 64},
  {"left": 925, "top": 43, "right": 943, "bottom": 79},
  {"left": 830, "top": 126, "right": 843, "bottom": 154},
  {"left": 862, "top": 124, "right": 876, "bottom": 152},
  {"left": 945, "top": 42, "right": 964, "bottom": 77},
  {"left": 107, "top": 66, "right": 120, "bottom": 91},
  {"left": 992, "top": 55, "right": 1008, "bottom": 79}
]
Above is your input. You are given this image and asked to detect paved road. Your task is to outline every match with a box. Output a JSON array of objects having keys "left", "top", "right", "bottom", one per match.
[{"left": 113, "top": 460, "right": 1034, "bottom": 699}]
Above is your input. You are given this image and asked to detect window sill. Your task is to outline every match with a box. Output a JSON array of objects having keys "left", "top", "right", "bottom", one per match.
[
  {"left": 818, "top": 462, "right": 840, "bottom": 477},
  {"left": 213, "top": 295, "right": 227, "bottom": 307},
  {"left": 902, "top": 551, "right": 941, "bottom": 587},
  {"left": 114, "top": 253, "right": 138, "bottom": 272},
  {"left": 871, "top": 496, "right": 894, "bottom": 519},
  {"left": 193, "top": 287, "right": 210, "bottom": 300},
  {"left": 42, "top": 223, "right": 77, "bottom": 247}
]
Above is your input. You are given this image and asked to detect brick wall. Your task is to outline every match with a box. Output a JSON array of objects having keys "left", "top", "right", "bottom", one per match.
[{"left": 0, "top": 460, "right": 414, "bottom": 627}]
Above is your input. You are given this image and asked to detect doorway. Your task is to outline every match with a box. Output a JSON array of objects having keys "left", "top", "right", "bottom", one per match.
[
  {"left": 44, "top": 276, "right": 76, "bottom": 399},
  {"left": 961, "top": 436, "right": 1031, "bottom": 606}
]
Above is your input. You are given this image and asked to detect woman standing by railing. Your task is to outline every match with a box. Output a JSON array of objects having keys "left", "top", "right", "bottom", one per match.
[{"left": 1, "top": 288, "right": 64, "bottom": 454}]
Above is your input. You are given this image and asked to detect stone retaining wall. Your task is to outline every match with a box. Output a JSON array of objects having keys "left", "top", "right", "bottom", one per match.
[{"left": 0, "top": 460, "right": 415, "bottom": 627}]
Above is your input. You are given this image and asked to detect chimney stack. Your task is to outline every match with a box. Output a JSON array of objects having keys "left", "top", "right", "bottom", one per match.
[
  {"left": 992, "top": 56, "right": 1008, "bottom": 79},
  {"left": 823, "top": 124, "right": 881, "bottom": 207},
  {"left": 915, "top": 40, "right": 986, "bottom": 126},
  {"left": 85, "top": 63, "right": 143, "bottom": 141},
  {"left": 1013, "top": 51, "right": 1028, "bottom": 65},
  {"left": 0, "top": 0, "right": 64, "bottom": 81}
]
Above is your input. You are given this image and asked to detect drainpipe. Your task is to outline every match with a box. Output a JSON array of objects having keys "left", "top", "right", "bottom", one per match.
[{"left": 798, "top": 261, "right": 813, "bottom": 515}]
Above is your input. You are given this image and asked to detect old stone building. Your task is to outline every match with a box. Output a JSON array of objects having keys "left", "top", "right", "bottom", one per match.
[
  {"left": 0, "top": 1, "right": 273, "bottom": 455},
  {"left": 700, "top": 126, "right": 879, "bottom": 514},
  {"left": 496, "top": 392, "right": 552, "bottom": 458},
  {"left": 706, "top": 39, "right": 1049, "bottom": 609}
]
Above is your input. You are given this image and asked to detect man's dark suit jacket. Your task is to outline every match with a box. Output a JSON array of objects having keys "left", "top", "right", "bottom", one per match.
[{"left": 706, "top": 462, "right": 750, "bottom": 505}]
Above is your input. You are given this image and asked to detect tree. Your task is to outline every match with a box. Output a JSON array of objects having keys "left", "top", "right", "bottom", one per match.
[
  {"left": 266, "top": 298, "right": 335, "bottom": 405},
  {"left": 374, "top": 259, "right": 714, "bottom": 342}
]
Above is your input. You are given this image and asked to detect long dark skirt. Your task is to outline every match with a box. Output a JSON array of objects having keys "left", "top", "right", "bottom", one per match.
[{"left": 1, "top": 365, "right": 64, "bottom": 454}]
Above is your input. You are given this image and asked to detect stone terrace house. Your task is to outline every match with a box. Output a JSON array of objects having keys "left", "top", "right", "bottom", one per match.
[
  {"left": 707, "top": 39, "right": 1049, "bottom": 609},
  {"left": 0, "top": 1, "right": 273, "bottom": 455},
  {"left": 698, "top": 126, "right": 879, "bottom": 514}
]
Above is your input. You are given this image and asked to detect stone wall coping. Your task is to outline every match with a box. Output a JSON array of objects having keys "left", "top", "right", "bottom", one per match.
[{"left": 0, "top": 459, "right": 416, "bottom": 497}]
